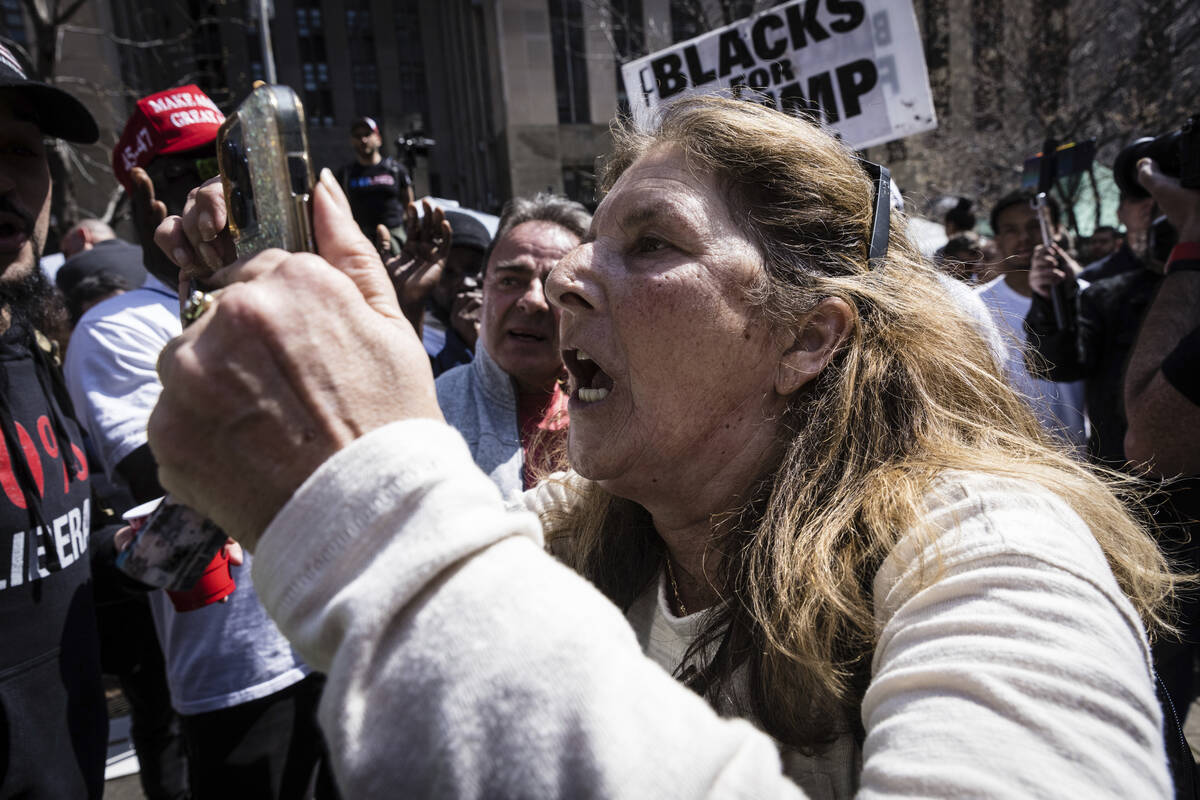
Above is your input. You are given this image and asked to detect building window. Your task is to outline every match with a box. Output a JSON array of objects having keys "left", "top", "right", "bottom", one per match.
[
  {"left": 245, "top": 8, "right": 263, "bottom": 85},
  {"left": 610, "top": 0, "right": 644, "bottom": 114},
  {"left": 189, "top": 0, "right": 230, "bottom": 106},
  {"left": 562, "top": 164, "right": 597, "bottom": 210},
  {"left": 296, "top": 0, "right": 334, "bottom": 126},
  {"left": 0, "top": 0, "right": 27, "bottom": 49},
  {"left": 393, "top": 7, "right": 430, "bottom": 133},
  {"left": 549, "top": 0, "right": 589, "bottom": 124},
  {"left": 346, "top": 0, "right": 381, "bottom": 121}
]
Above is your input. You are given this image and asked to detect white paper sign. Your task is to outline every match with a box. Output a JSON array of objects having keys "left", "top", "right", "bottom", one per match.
[{"left": 620, "top": 0, "right": 937, "bottom": 149}]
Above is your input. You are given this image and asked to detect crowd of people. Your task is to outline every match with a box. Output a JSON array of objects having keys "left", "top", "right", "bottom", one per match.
[{"left": 3, "top": 39, "right": 1200, "bottom": 800}]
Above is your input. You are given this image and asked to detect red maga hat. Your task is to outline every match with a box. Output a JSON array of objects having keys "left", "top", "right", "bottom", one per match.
[{"left": 112, "top": 85, "right": 224, "bottom": 191}]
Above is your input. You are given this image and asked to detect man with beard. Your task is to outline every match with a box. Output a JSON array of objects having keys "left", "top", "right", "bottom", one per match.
[
  {"left": 434, "top": 194, "right": 590, "bottom": 496},
  {"left": 338, "top": 116, "right": 413, "bottom": 253},
  {"left": 0, "top": 43, "right": 107, "bottom": 798}
]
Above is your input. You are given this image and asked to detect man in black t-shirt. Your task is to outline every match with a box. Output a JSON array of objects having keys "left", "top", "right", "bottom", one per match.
[
  {"left": 0, "top": 43, "right": 108, "bottom": 799},
  {"left": 338, "top": 116, "right": 414, "bottom": 253}
]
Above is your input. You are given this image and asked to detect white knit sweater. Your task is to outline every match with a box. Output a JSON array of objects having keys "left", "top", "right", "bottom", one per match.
[{"left": 252, "top": 419, "right": 1170, "bottom": 798}]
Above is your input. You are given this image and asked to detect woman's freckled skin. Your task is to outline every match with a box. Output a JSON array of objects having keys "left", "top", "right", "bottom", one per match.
[{"left": 546, "top": 144, "right": 798, "bottom": 525}]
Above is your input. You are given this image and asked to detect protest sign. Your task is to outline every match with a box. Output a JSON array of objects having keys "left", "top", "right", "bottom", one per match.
[{"left": 620, "top": 0, "right": 936, "bottom": 149}]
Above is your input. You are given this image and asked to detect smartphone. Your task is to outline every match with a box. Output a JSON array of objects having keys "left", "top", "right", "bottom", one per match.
[
  {"left": 117, "top": 86, "right": 317, "bottom": 605},
  {"left": 217, "top": 83, "right": 315, "bottom": 257}
]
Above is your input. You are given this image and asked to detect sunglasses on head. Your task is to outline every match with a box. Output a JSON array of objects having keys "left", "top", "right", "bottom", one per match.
[{"left": 859, "top": 159, "right": 891, "bottom": 269}]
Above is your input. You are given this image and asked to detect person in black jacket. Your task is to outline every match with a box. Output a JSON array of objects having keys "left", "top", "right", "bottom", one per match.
[
  {"left": 0, "top": 44, "right": 108, "bottom": 799},
  {"left": 1078, "top": 193, "right": 1155, "bottom": 283},
  {"left": 1024, "top": 252, "right": 1160, "bottom": 467},
  {"left": 1026, "top": 168, "right": 1200, "bottom": 777},
  {"left": 338, "top": 116, "right": 414, "bottom": 253}
]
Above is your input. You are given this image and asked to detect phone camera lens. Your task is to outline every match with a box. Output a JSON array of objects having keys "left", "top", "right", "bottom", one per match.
[{"left": 230, "top": 187, "right": 248, "bottom": 229}]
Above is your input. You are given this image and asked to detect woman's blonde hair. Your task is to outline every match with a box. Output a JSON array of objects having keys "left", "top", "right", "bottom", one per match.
[{"left": 542, "top": 95, "right": 1178, "bottom": 752}]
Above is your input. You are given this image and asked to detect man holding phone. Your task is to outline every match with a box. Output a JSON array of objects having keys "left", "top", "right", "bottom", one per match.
[
  {"left": 65, "top": 85, "right": 333, "bottom": 799},
  {"left": 1024, "top": 164, "right": 1200, "bottom": 728},
  {"left": 975, "top": 189, "right": 1087, "bottom": 449},
  {"left": 1023, "top": 191, "right": 1159, "bottom": 467}
]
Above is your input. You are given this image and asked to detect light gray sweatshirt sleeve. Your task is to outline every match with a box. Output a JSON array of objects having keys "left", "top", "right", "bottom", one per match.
[
  {"left": 252, "top": 419, "right": 801, "bottom": 799},
  {"left": 252, "top": 421, "right": 1170, "bottom": 799}
]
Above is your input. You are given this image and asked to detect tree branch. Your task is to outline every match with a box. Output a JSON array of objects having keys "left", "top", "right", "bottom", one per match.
[{"left": 52, "top": 0, "right": 88, "bottom": 26}]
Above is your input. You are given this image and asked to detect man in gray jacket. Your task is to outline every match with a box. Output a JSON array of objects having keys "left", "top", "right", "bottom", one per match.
[{"left": 435, "top": 194, "right": 590, "bottom": 497}]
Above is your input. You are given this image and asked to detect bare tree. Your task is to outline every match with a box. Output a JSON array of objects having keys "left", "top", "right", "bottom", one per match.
[
  {"left": 5, "top": 0, "right": 255, "bottom": 240},
  {"left": 20, "top": 0, "right": 89, "bottom": 78},
  {"left": 883, "top": 0, "right": 1200, "bottom": 227},
  {"left": 585, "top": 0, "right": 1200, "bottom": 232},
  {"left": 8, "top": 0, "right": 93, "bottom": 232}
]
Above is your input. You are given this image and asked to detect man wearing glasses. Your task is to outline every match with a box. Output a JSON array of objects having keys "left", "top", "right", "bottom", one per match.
[{"left": 65, "top": 86, "right": 332, "bottom": 799}]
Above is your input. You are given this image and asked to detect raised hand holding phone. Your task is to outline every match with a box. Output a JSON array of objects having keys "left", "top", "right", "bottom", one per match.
[{"left": 125, "top": 85, "right": 321, "bottom": 606}]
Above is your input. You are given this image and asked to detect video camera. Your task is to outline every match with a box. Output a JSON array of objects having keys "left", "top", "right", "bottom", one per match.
[
  {"left": 395, "top": 131, "right": 435, "bottom": 173},
  {"left": 1112, "top": 117, "right": 1198, "bottom": 263},
  {"left": 1112, "top": 117, "right": 1200, "bottom": 200}
]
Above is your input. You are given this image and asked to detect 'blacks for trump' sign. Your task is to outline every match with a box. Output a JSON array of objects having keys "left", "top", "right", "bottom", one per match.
[{"left": 620, "top": 0, "right": 937, "bottom": 149}]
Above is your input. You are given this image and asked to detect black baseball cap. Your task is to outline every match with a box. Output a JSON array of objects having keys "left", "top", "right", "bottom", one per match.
[
  {"left": 442, "top": 210, "right": 493, "bottom": 253},
  {"left": 350, "top": 116, "right": 379, "bottom": 135},
  {"left": 0, "top": 43, "right": 99, "bottom": 144}
]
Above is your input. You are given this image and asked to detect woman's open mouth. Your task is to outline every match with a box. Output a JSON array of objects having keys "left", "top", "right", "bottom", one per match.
[{"left": 564, "top": 348, "right": 615, "bottom": 403}]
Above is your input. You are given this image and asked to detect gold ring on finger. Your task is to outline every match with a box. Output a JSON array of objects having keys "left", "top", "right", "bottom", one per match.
[{"left": 182, "top": 289, "right": 216, "bottom": 327}]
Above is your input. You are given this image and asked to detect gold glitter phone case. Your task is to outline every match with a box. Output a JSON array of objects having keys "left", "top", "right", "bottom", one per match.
[{"left": 217, "top": 84, "right": 315, "bottom": 257}]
